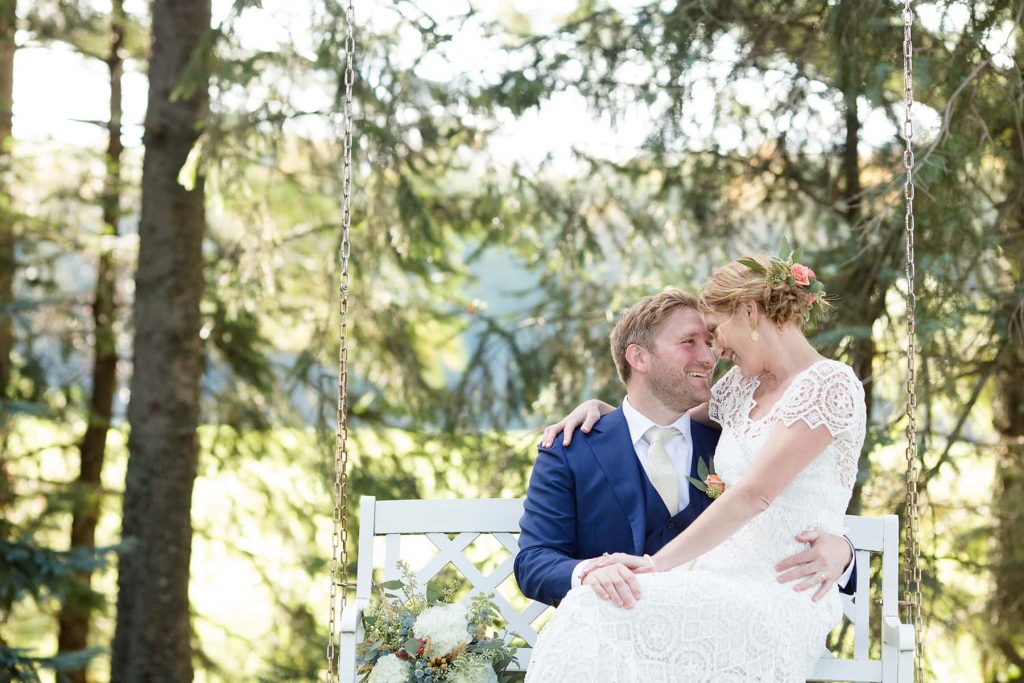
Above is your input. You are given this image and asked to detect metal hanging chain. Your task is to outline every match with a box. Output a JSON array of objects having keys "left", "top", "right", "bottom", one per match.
[
  {"left": 900, "top": 2, "right": 924, "bottom": 680},
  {"left": 326, "top": 1, "right": 356, "bottom": 681}
]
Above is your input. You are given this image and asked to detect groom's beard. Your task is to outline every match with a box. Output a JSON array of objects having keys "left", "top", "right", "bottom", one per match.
[{"left": 648, "top": 354, "right": 709, "bottom": 413}]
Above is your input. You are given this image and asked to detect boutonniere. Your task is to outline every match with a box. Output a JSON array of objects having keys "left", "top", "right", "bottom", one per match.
[{"left": 687, "top": 456, "right": 725, "bottom": 500}]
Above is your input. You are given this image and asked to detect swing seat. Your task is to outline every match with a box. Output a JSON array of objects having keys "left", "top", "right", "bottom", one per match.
[{"left": 339, "top": 497, "right": 915, "bottom": 682}]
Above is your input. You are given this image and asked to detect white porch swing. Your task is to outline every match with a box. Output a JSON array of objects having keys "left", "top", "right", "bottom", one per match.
[{"left": 324, "top": 2, "right": 925, "bottom": 681}]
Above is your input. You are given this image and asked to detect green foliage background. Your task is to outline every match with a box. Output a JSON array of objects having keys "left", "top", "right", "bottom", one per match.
[{"left": 1, "top": 0, "right": 1022, "bottom": 681}]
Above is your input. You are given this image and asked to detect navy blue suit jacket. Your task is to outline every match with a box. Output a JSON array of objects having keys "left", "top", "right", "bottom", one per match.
[{"left": 515, "top": 407, "right": 857, "bottom": 606}]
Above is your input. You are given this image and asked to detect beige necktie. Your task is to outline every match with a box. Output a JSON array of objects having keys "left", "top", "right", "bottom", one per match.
[{"left": 644, "top": 426, "right": 681, "bottom": 513}]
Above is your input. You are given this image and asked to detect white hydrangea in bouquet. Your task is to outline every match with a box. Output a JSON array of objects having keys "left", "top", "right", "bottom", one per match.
[
  {"left": 412, "top": 603, "right": 472, "bottom": 657},
  {"left": 357, "top": 562, "right": 517, "bottom": 683},
  {"left": 367, "top": 654, "right": 412, "bottom": 683}
]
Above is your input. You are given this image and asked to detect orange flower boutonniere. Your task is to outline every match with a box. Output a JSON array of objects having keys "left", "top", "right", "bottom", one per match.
[{"left": 688, "top": 457, "right": 725, "bottom": 501}]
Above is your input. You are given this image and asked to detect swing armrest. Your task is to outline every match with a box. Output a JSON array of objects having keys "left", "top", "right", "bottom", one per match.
[
  {"left": 340, "top": 597, "right": 370, "bottom": 633},
  {"left": 882, "top": 614, "right": 915, "bottom": 651},
  {"left": 882, "top": 615, "right": 915, "bottom": 682}
]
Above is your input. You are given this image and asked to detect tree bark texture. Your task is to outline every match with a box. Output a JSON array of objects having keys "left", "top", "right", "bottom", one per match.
[
  {"left": 111, "top": 0, "right": 209, "bottom": 680},
  {"left": 0, "top": 0, "right": 16, "bottom": 523},
  {"left": 0, "top": 0, "right": 14, "bottom": 403},
  {"left": 991, "top": 338, "right": 1024, "bottom": 677},
  {"left": 58, "top": 4, "right": 125, "bottom": 680},
  {"left": 989, "top": 55, "right": 1024, "bottom": 671}
]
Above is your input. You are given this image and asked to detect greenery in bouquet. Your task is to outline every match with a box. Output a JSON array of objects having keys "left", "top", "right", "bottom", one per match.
[{"left": 357, "top": 562, "right": 518, "bottom": 683}]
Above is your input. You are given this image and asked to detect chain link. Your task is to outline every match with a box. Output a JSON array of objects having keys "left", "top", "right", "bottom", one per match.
[
  {"left": 326, "top": 1, "right": 356, "bottom": 680},
  {"left": 901, "top": 2, "right": 924, "bottom": 680}
]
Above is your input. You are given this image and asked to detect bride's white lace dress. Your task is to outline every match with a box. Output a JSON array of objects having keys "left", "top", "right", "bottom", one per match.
[{"left": 526, "top": 360, "right": 866, "bottom": 682}]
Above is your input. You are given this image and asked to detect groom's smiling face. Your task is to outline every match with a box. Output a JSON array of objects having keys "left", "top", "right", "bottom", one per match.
[{"left": 642, "top": 307, "right": 715, "bottom": 411}]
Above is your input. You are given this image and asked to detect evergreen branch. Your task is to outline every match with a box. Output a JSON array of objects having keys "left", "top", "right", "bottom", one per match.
[{"left": 921, "top": 339, "right": 1008, "bottom": 489}]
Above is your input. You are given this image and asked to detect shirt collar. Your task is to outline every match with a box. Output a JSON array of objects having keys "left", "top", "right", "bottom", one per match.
[{"left": 621, "top": 395, "right": 691, "bottom": 448}]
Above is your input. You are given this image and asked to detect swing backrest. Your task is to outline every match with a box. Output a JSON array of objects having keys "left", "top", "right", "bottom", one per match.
[{"left": 344, "top": 496, "right": 912, "bottom": 681}]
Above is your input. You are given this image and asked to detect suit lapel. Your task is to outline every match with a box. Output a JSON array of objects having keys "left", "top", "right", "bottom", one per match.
[{"left": 587, "top": 408, "right": 646, "bottom": 554}]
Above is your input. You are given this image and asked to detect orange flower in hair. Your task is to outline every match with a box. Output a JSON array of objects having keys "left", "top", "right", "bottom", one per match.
[
  {"left": 789, "top": 263, "right": 814, "bottom": 286},
  {"left": 737, "top": 240, "right": 830, "bottom": 324}
]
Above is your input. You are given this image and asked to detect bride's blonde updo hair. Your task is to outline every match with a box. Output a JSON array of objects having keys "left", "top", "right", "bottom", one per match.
[{"left": 699, "top": 253, "right": 830, "bottom": 327}]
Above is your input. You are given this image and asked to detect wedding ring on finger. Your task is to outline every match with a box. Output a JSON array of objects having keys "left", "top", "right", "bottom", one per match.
[{"left": 817, "top": 571, "right": 826, "bottom": 582}]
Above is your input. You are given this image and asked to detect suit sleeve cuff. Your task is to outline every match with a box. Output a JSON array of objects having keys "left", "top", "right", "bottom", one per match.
[{"left": 837, "top": 531, "right": 855, "bottom": 588}]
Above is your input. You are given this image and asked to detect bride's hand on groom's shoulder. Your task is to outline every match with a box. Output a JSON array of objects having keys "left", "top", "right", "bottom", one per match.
[{"left": 541, "top": 399, "right": 615, "bottom": 448}]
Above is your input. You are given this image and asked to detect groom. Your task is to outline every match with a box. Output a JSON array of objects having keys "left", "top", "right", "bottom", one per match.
[{"left": 515, "top": 289, "right": 856, "bottom": 607}]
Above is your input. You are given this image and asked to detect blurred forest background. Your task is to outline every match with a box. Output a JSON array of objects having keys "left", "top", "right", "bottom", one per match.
[{"left": 0, "top": 0, "right": 1021, "bottom": 681}]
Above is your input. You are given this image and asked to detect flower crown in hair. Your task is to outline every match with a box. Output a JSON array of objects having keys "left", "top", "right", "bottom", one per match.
[{"left": 737, "top": 240, "right": 828, "bottom": 322}]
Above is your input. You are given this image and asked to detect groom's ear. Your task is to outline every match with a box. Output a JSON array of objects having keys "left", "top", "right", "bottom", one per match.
[{"left": 626, "top": 343, "right": 648, "bottom": 375}]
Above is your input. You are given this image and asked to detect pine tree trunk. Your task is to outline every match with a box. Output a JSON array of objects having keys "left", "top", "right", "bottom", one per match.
[
  {"left": 110, "top": 0, "right": 209, "bottom": 680},
  {"left": 991, "top": 340, "right": 1024, "bottom": 676},
  {"left": 0, "top": 0, "right": 16, "bottom": 524},
  {"left": 989, "top": 73, "right": 1024, "bottom": 673},
  {"left": 0, "top": 0, "right": 14, "bottom": 403},
  {"left": 57, "top": 4, "right": 125, "bottom": 680}
]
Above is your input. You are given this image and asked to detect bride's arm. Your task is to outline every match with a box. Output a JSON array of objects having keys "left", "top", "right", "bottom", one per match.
[{"left": 649, "top": 420, "right": 834, "bottom": 571}]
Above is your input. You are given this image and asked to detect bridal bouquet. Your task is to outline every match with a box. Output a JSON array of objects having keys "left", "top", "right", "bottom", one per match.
[{"left": 357, "top": 562, "right": 518, "bottom": 683}]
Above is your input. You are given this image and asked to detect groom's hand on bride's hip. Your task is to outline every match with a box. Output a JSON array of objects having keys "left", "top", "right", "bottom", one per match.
[
  {"left": 774, "top": 530, "right": 854, "bottom": 603},
  {"left": 581, "top": 564, "right": 643, "bottom": 609}
]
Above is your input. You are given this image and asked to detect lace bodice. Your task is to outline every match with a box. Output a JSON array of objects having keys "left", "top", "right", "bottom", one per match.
[
  {"left": 698, "top": 359, "right": 867, "bottom": 578},
  {"left": 709, "top": 359, "right": 866, "bottom": 489}
]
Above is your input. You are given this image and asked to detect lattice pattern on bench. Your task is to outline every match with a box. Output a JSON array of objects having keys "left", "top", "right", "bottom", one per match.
[
  {"left": 339, "top": 497, "right": 914, "bottom": 682},
  {"left": 380, "top": 530, "right": 548, "bottom": 652}
]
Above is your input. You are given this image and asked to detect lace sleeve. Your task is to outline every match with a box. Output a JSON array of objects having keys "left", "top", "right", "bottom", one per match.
[
  {"left": 709, "top": 366, "right": 747, "bottom": 428},
  {"left": 776, "top": 361, "right": 866, "bottom": 439}
]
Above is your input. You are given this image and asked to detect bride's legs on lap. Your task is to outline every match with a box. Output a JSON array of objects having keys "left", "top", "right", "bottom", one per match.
[{"left": 528, "top": 571, "right": 822, "bottom": 683}]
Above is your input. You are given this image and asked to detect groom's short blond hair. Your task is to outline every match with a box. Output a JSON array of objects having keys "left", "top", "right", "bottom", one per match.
[{"left": 610, "top": 289, "right": 700, "bottom": 385}]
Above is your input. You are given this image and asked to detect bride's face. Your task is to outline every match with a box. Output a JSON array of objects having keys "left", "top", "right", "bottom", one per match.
[{"left": 704, "top": 303, "right": 762, "bottom": 377}]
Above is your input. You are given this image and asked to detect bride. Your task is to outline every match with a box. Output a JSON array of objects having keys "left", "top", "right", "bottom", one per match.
[{"left": 525, "top": 254, "right": 866, "bottom": 682}]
